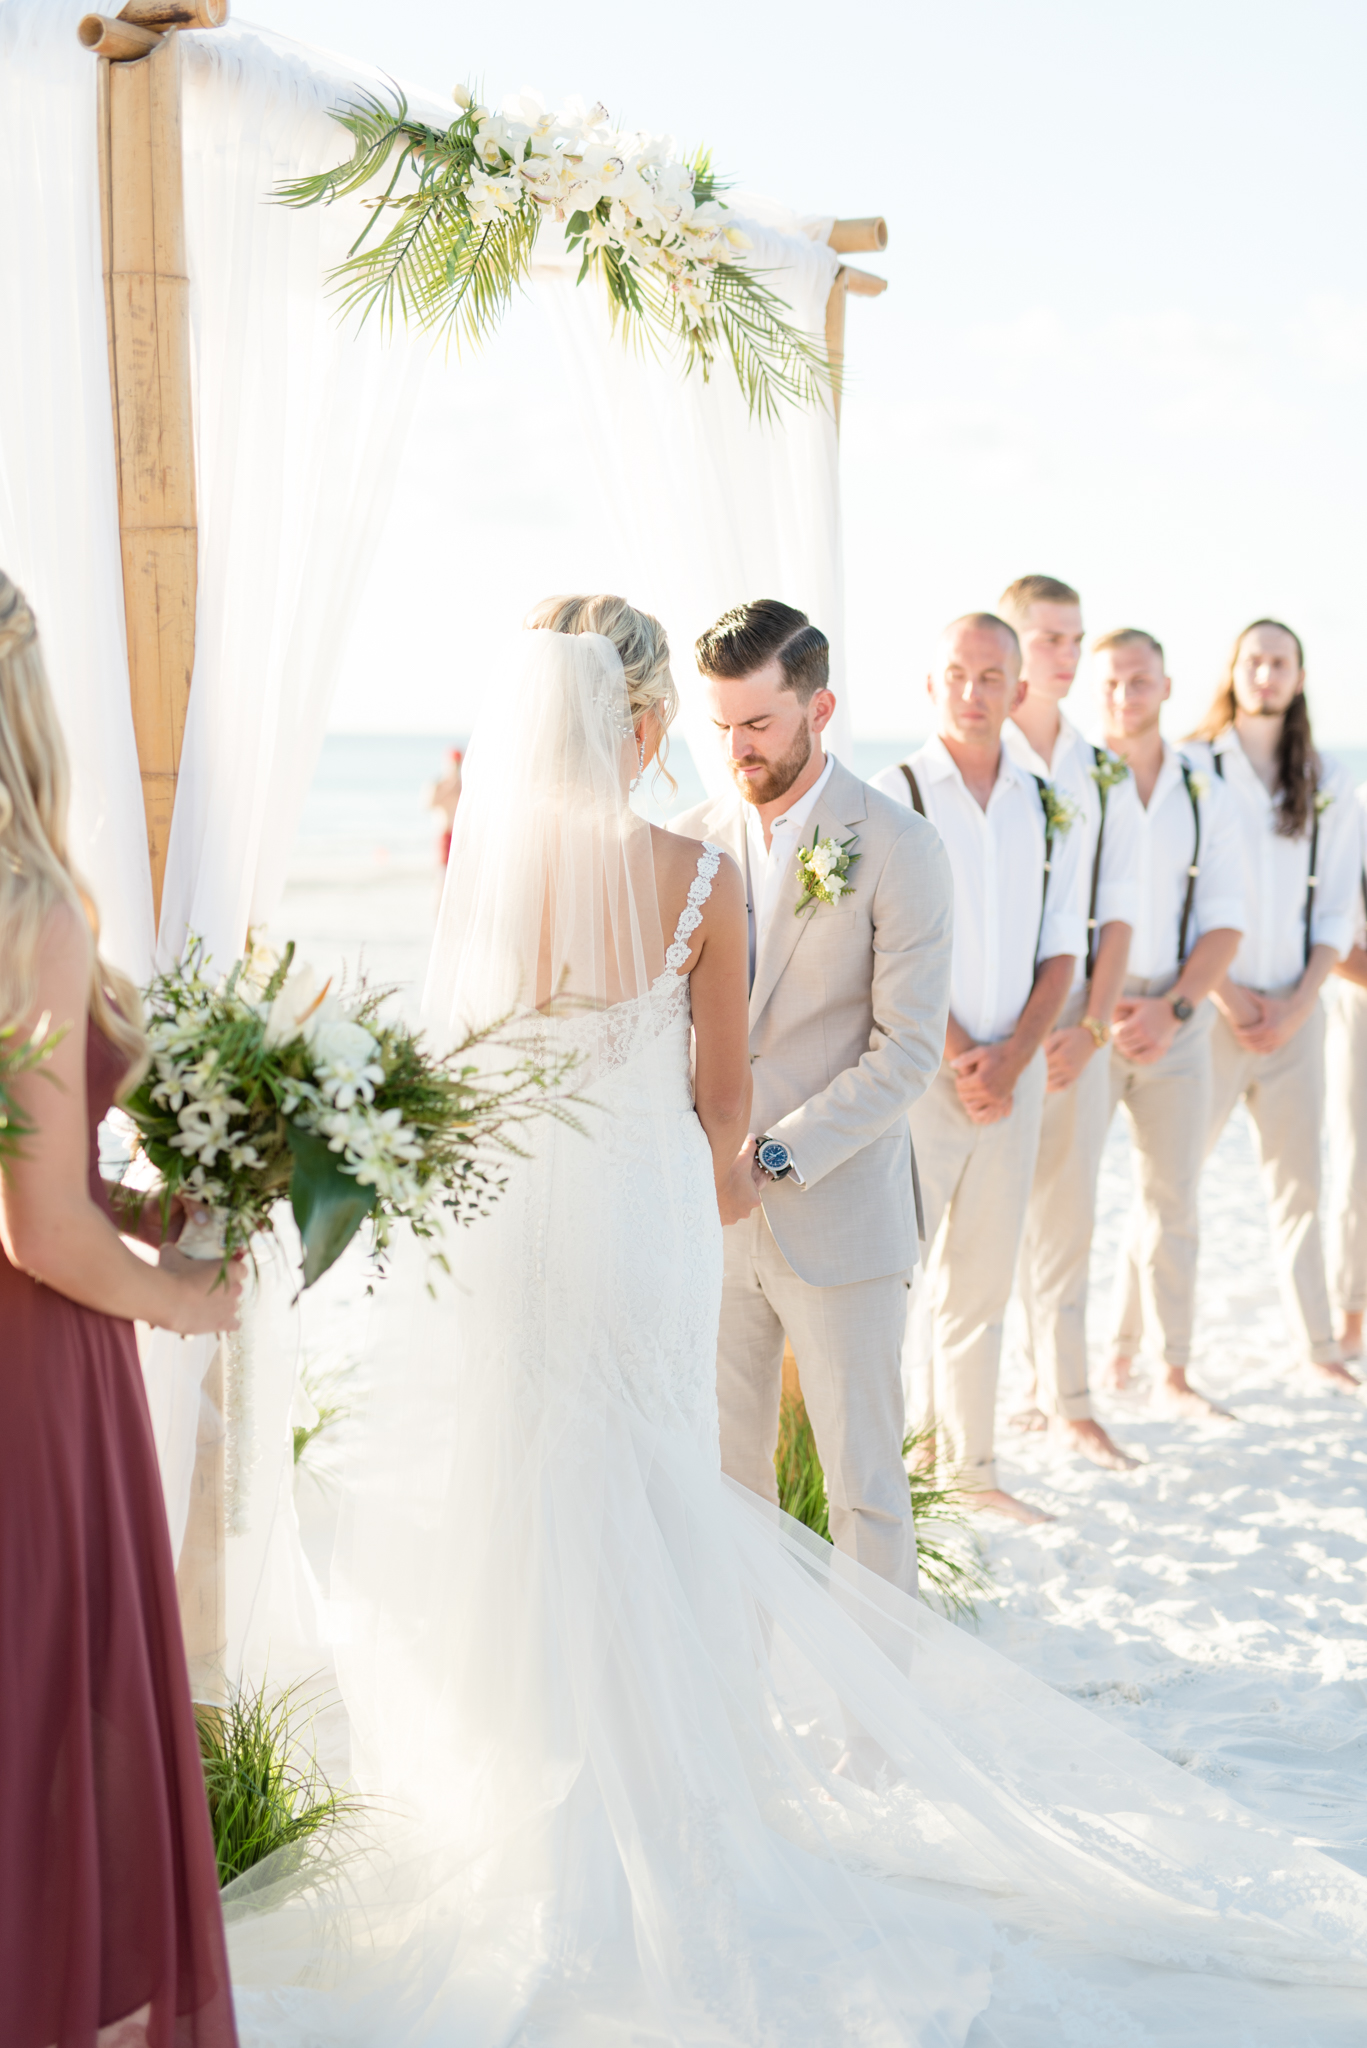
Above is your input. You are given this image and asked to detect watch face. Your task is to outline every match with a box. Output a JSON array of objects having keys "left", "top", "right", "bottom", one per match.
[
  {"left": 757, "top": 1139, "right": 790, "bottom": 1176},
  {"left": 1172, "top": 996, "right": 1194, "bottom": 1022}
]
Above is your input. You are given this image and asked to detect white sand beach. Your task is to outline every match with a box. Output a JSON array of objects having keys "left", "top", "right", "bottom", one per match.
[{"left": 274, "top": 737, "right": 1367, "bottom": 1882}]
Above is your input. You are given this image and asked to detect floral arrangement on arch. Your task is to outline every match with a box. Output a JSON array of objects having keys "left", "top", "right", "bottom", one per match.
[
  {"left": 277, "top": 84, "right": 832, "bottom": 421},
  {"left": 121, "top": 939, "right": 580, "bottom": 1290}
]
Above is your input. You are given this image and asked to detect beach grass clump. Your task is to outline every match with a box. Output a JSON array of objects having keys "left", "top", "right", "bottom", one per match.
[
  {"left": 292, "top": 1359, "right": 354, "bottom": 1469},
  {"left": 197, "top": 1680, "right": 362, "bottom": 1889},
  {"left": 774, "top": 1394, "right": 993, "bottom": 1619}
]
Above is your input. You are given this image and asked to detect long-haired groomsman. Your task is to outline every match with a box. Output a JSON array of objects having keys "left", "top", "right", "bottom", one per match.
[
  {"left": 873, "top": 614, "right": 1086, "bottom": 1521},
  {"left": 1182, "top": 621, "right": 1359, "bottom": 1389},
  {"left": 997, "top": 574, "right": 1140, "bottom": 1469},
  {"left": 1325, "top": 777, "right": 1367, "bottom": 1359},
  {"left": 1095, "top": 631, "right": 1245, "bottom": 1412}
]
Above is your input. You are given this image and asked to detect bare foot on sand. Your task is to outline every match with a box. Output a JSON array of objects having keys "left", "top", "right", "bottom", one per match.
[
  {"left": 1049, "top": 1416, "right": 1140, "bottom": 1471},
  {"left": 1312, "top": 1357, "right": 1362, "bottom": 1392},
  {"left": 1101, "top": 1350, "right": 1133, "bottom": 1393},
  {"left": 966, "top": 1487, "right": 1056, "bottom": 1525},
  {"left": 1010, "top": 1404, "right": 1048, "bottom": 1433},
  {"left": 1156, "top": 1368, "right": 1234, "bottom": 1420},
  {"left": 1340, "top": 1311, "right": 1364, "bottom": 1361}
]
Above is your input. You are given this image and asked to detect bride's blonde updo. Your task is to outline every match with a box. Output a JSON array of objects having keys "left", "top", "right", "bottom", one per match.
[
  {"left": 525, "top": 593, "right": 679, "bottom": 787},
  {"left": 0, "top": 570, "right": 147, "bottom": 1086}
]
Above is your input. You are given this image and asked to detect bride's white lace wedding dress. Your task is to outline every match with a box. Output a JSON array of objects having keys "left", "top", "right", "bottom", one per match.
[{"left": 229, "top": 634, "right": 1366, "bottom": 2046}]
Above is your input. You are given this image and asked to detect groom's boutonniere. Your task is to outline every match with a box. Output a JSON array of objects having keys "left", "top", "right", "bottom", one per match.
[
  {"left": 795, "top": 829, "right": 859, "bottom": 914},
  {"left": 1089, "top": 748, "right": 1130, "bottom": 799}
]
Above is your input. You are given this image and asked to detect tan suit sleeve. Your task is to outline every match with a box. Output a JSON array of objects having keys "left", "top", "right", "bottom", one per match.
[{"left": 766, "top": 812, "right": 953, "bottom": 1188}]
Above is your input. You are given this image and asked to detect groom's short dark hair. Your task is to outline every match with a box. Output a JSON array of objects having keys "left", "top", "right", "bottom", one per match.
[{"left": 696, "top": 600, "right": 830, "bottom": 704}]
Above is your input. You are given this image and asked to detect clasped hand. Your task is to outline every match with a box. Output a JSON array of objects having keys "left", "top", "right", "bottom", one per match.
[
  {"left": 717, "top": 1135, "right": 766, "bottom": 1226},
  {"left": 1112, "top": 995, "right": 1178, "bottom": 1066},
  {"left": 949, "top": 1041, "right": 1018, "bottom": 1124},
  {"left": 1219, "top": 985, "right": 1309, "bottom": 1055}
]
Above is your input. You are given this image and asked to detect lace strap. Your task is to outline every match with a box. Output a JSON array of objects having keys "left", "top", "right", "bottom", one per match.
[{"left": 663, "top": 841, "right": 722, "bottom": 975}]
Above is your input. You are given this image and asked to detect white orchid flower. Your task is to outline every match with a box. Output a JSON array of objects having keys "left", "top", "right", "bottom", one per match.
[
  {"left": 724, "top": 225, "right": 753, "bottom": 251},
  {"left": 260, "top": 966, "right": 331, "bottom": 1050},
  {"left": 452, "top": 83, "right": 473, "bottom": 109}
]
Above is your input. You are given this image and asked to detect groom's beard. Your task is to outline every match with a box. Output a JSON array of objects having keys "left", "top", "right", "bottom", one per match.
[{"left": 729, "top": 724, "right": 812, "bottom": 808}]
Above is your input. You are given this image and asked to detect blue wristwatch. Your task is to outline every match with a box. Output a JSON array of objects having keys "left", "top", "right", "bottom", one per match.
[{"left": 756, "top": 1137, "right": 795, "bottom": 1182}]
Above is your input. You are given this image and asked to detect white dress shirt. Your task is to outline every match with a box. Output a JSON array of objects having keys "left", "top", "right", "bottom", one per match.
[
  {"left": 871, "top": 736, "right": 1086, "bottom": 1044},
  {"left": 1125, "top": 743, "right": 1245, "bottom": 982},
  {"left": 1351, "top": 781, "right": 1367, "bottom": 950},
  {"left": 1185, "top": 731, "right": 1357, "bottom": 991},
  {"left": 743, "top": 750, "right": 836, "bottom": 985},
  {"left": 1004, "top": 706, "right": 1141, "bottom": 992}
]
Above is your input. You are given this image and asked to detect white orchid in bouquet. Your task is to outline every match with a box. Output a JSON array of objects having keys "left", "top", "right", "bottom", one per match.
[
  {"left": 275, "top": 81, "right": 831, "bottom": 420},
  {"left": 121, "top": 939, "right": 580, "bottom": 1290}
]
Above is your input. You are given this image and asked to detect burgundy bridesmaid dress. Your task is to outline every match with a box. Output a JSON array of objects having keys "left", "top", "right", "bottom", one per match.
[{"left": 0, "top": 1022, "right": 237, "bottom": 2048}]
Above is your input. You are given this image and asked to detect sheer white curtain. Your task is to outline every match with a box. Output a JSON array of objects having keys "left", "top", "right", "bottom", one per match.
[
  {"left": 534, "top": 202, "right": 848, "bottom": 789},
  {"left": 0, "top": 0, "right": 155, "bottom": 979}
]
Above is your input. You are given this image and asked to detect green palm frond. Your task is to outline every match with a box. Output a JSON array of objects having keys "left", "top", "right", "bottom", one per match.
[{"left": 276, "top": 87, "right": 836, "bottom": 415}]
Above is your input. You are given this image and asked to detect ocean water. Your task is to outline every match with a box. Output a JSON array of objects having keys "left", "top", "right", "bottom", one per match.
[{"left": 294, "top": 731, "right": 1367, "bottom": 880}]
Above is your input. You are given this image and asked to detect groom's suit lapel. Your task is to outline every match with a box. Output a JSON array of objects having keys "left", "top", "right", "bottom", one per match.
[{"left": 748, "top": 759, "right": 868, "bottom": 1031}]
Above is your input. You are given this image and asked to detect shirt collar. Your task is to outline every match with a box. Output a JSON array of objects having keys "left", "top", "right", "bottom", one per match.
[
  {"left": 918, "top": 731, "right": 1034, "bottom": 798},
  {"left": 1004, "top": 704, "right": 1085, "bottom": 779}
]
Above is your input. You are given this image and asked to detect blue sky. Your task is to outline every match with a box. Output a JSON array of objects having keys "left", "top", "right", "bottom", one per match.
[{"left": 255, "top": 0, "right": 1367, "bottom": 741}]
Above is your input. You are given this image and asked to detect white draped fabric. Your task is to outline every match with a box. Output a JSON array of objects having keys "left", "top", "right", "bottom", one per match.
[
  {"left": 533, "top": 204, "right": 849, "bottom": 790},
  {"left": 0, "top": 0, "right": 156, "bottom": 979}
]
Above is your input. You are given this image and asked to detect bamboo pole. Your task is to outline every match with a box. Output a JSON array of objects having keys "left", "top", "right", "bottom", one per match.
[
  {"left": 823, "top": 224, "right": 889, "bottom": 432},
  {"left": 86, "top": 8, "right": 229, "bottom": 1705}
]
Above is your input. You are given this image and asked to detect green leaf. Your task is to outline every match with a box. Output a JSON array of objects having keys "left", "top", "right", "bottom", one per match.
[{"left": 287, "top": 1124, "right": 377, "bottom": 1289}]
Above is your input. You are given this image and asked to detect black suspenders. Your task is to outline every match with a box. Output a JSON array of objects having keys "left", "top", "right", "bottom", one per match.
[
  {"left": 1176, "top": 759, "right": 1202, "bottom": 966},
  {"left": 1213, "top": 750, "right": 1318, "bottom": 969},
  {"left": 1084, "top": 745, "right": 1111, "bottom": 980},
  {"left": 898, "top": 760, "right": 1054, "bottom": 957}
]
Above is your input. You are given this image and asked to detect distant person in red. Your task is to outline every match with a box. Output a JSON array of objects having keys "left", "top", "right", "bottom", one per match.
[{"left": 428, "top": 746, "right": 464, "bottom": 869}]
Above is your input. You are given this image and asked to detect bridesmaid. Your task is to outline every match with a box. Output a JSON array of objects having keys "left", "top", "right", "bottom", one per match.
[{"left": 0, "top": 574, "right": 241, "bottom": 2048}]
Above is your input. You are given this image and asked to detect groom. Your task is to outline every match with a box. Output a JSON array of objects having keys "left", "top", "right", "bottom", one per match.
[{"left": 674, "top": 600, "right": 953, "bottom": 1593}]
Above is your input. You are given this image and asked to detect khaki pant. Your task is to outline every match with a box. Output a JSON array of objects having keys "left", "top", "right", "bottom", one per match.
[
  {"left": 1326, "top": 979, "right": 1367, "bottom": 1316},
  {"left": 1015, "top": 989, "right": 1111, "bottom": 1421},
  {"left": 904, "top": 1049, "right": 1047, "bottom": 1489},
  {"left": 1109, "top": 980, "right": 1214, "bottom": 1368},
  {"left": 716, "top": 1209, "right": 918, "bottom": 1595},
  {"left": 1202, "top": 999, "right": 1339, "bottom": 1365}
]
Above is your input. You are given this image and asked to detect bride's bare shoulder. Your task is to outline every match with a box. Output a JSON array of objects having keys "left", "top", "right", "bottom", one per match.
[{"left": 649, "top": 828, "right": 743, "bottom": 936}]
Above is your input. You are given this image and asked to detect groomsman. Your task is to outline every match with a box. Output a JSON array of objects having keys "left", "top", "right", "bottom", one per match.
[
  {"left": 872, "top": 614, "right": 1085, "bottom": 1522},
  {"left": 1092, "top": 630, "right": 1245, "bottom": 1412},
  {"left": 998, "top": 574, "right": 1139, "bottom": 1469},
  {"left": 1185, "top": 620, "right": 1359, "bottom": 1389},
  {"left": 1325, "top": 779, "right": 1367, "bottom": 1357}
]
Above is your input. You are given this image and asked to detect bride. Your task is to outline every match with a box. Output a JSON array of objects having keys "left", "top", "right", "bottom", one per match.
[{"left": 230, "top": 599, "right": 1367, "bottom": 2046}]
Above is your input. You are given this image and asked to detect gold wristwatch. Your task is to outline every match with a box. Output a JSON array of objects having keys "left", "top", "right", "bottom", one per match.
[{"left": 1081, "top": 1014, "right": 1111, "bottom": 1050}]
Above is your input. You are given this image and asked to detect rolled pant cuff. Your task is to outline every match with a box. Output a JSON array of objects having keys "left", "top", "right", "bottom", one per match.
[
  {"left": 1047, "top": 1391, "right": 1093, "bottom": 1422},
  {"left": 958, "top": 1462, "right": 997, "bottom": 1492},
  {"left": 1309, "top": 1339, "right": 1346, "bottom": 1367}
]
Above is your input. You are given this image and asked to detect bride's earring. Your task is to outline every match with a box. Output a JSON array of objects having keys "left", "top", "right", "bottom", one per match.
[{"left": 637, "top": 732, "right": 647, "bottom": 775}]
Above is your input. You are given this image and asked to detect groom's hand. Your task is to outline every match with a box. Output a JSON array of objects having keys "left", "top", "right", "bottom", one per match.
[{"left": 717, "top": 1136, "right": 764, "bottom": 1226}]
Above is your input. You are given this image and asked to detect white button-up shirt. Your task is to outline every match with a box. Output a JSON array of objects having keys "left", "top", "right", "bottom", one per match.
[
  {"left": 1350, "top": 781, "right": 1367, "bottom": 951},
  {"left": 743, "top": 750, "right": 836, "bottom": 986},
  {"left": 1124, "top": 743, "right": 1245, "bottom": 982},
  {"left": 1004, "top": 706, "right": 1141, "bottom": 992},
  {"left": 1186, "top": 730, "right": 1357, "bottom": 991},
  {"left": 871, "top": 736, "right": 1086, "bottom": 1044}
]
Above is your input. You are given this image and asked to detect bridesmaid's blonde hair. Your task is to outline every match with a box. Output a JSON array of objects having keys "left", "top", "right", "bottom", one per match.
[
  {"left": 525, "top": 593, "right": 679, "bottom": 789},
  {"left": 0, "top": 572, "right": 147, "bottom": 1086}
]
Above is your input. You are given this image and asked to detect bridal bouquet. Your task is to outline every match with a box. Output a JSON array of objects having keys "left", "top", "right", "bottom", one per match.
[
  {"left": 276, "top": 84, "right": 830, "bottom": 420},
  {"left": 122, "top": 940, "right": 578, "bottom": 1288}
]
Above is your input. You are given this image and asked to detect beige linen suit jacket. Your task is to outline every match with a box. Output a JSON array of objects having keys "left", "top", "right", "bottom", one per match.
[{"left": 673, "top": 758, "right": 953, "bottom": 1288}]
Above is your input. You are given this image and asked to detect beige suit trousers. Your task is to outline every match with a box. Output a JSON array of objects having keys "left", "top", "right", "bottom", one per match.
[
  {"left": 716, "top": 1211, "right": 918, "bottom": 1596},
  {"left": 1015, "top": 989, "right": 1111, "bottom": 1421},
  {"left": 1326, "top": 979, "right": 1367, "bottom": 1315},
  {"left": 1202, "top": 1000, "right": 1339, "bottom": 1365},
  {"left": 904, "top": 1049, "right": 1047, "bottom": 1488},
  {"left": 1109, "top": 983, "right": 1214, "bottom": 1368}
]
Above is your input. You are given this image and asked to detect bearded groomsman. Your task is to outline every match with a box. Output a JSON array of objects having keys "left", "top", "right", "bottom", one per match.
[
  {"left": 1092, "top": 630, "right": 1245, "bottom": 1413},
  {"left": 676, "top": 600, "right": 953, "bottom": 1596},
  {"left": 872, "top": 614, "right": 1085, "bottom": 1523},
  {"left": 997, "top": 574, "right": 1139, "bottom": 1469}
]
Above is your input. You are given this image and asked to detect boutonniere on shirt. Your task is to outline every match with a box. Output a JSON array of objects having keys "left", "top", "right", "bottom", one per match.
[
  {"left": 1314, "top": 788, "right": 1335, "bottom": 817},
  {"left": 1089, "top": 748, "right": 1130, "bottom": 798},
  {"left": 795, "top": 830, "right": 859, "bottom": 913},
  {"left": 1186, "top": 770, "right": 1210, "bottom": 803},
  {"left": 1038, "top": 783, "right": 1080, "bottom": 837}
]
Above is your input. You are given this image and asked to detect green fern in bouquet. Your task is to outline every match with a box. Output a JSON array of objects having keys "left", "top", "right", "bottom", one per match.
[{"left": 121, "top": 938, "right": 580, "bottom": 1289}]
